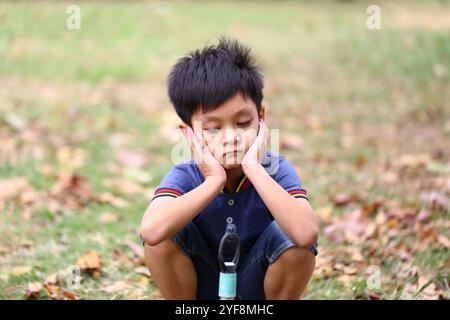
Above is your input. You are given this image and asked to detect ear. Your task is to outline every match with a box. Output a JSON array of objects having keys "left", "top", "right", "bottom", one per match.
[
  {"left": 258, "top": 104, "right": 267, "bottom": 121},
  {"left": 178, "top": 123, "right": 189, "bottom": 135}
]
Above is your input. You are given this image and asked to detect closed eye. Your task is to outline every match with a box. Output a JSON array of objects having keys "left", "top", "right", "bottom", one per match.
[
  {"left": 237, "top": 120, "right": 252, "bottom": 127},
  {"left": 204, "top": 127, "right": 220, "bottom": 134}
]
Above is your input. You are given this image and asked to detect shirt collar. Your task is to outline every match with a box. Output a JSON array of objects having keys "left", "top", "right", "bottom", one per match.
[{"left": 220, "top": 174, "right": 251, "bottom": 194}]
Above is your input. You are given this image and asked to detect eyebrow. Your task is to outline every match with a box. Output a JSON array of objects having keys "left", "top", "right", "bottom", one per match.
[{"left": 203, "top": 107, "right": 252, "bottom": 122}]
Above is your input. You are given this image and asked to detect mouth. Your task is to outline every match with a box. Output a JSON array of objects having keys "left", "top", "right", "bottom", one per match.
[{"left": 223, "top": 150, "right": 240, "bottom": 157}]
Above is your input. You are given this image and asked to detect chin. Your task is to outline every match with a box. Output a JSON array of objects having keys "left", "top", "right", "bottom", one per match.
[{"left": 222, "top": 163, "right": 242, "bottom": 170}]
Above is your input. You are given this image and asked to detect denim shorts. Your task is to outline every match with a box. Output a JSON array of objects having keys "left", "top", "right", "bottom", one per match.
[{"left": 141, "top": 220, "right": 318, "bottom": 300}]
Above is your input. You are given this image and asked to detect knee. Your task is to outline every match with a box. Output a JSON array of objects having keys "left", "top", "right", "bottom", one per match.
[
  {"left": 277, "top": 246, "right": 315, "bottom": 266},
  {"left": 144, "top": 237, "right": 179, "bottom": 259}
]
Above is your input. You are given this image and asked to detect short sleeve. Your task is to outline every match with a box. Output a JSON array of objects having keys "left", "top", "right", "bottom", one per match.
[
  {"left": 151, "top": 163, "right": 194, "bottom": 202},
  {"left": 273, "top": 155, "right": 309, "bottom": 201}
]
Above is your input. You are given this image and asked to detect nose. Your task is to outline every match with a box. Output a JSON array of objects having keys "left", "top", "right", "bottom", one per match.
[{"left": 223, "top": 128, "right": 240, "bottom": 147}]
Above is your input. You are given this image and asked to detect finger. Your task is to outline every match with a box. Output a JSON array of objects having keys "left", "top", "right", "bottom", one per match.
[
  {"left": 193, "top": 129, "right": 209, "bottom": 154},
  {"left": 199, "top": 132, "right": 207, "bottom": 149},
  {"left": 193, "top": 130, "right": 204, "bottom": 147},
  {"left": 188, "top": 127, "right": 204, "bottom": 162},
  {"left": 184, "top": 129, "right": 196, "bottom": 158},
  {"left": 189, "top": 127, "right": 202, "bottom": 151},
  {"left": 257, "top": 120, "right": 268, "bottom": 141},
  {"left": 199, "top": 134, "right": 216, "bottom": 164},
  {"left": 261, "top": 121, "right": 269, "bottom": 140}
]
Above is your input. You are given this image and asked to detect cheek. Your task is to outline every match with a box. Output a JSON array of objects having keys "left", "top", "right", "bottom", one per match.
[
  {"left": 203, "top": 134, "right": 221, "bottom": 155},
  {"left": 239, "top": 127, "right": 258, "bottom": 150}
]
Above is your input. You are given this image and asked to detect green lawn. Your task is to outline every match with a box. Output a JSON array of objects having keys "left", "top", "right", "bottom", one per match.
[{"left": 0, "top": 0, "right": 449, "bottom": 300}]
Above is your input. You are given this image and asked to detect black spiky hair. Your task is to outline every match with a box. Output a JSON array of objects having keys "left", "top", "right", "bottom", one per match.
[{"left": 167, "top": 36, "right": 264, "bottom": 126}]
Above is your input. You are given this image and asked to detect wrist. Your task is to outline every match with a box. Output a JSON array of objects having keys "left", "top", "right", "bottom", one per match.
[
  {"left": 242, "top": 163, "right": 265, "bottom": 179},
  {"left": 204, "top": 176, "right": 226, "bottom": 193}
]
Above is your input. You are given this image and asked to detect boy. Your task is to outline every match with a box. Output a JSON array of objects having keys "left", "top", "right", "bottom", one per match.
[{"left": 140, "top": 37, "right": 319, "bottom": 300}]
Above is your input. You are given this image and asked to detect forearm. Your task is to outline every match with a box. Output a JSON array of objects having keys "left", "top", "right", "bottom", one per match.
[
  {"left": 140, "top": 177, "right": 224, "bottom": 246},
  {"left": 245, "top": 165, "right": 319, "bottom": 247}
]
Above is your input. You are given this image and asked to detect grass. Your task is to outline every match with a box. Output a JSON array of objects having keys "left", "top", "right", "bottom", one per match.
[{"left": 0, "top": 0, "right": 449, "bottom": 299}]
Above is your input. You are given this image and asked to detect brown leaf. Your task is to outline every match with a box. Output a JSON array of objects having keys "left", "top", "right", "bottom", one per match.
[
  {"left": 0, "top": 244, "right": 11, "bottom": 256},
  {"left": 109, "top": 179, "right": 143, "bottom": 196},
  {"left": 385, "top": 218, "right": 399, "bottom": 229},
  {"left": 117, "top": 150, "right": 148, "bottom": 168},
  {"left": 324, "top": 218, "right": 366, "bottom": 244},
  {"left": 111, "top": 249, "right": 135, "bottom": 268},
  {"left": 11, "top": 266, "right": 32, "bottom": 277},
  {"left": 125, "top": 240, "right": 144, "bottom": 258},
  {"left": 100, "top": 281, "right": 131, "bottom": 294},
  {"left": 420, "top": 191, "right": 449, "bottom": 211},
  {"left": 364, "top": 222, "right": 378, "bottom": 239},
  {"left": 397, "top": 153, "right": 431, "bottom": 169},
  {"left": 98, "top": 212, "right": 119, "bottom": 224},
  {"left": 128, "top": 276, "right": 150, "bottom": 287},
  {"left": 330, "top": 193, "right": 360, "bottom": 207},
  {"left": 19, "top": 188, "right": 39, "bottom": 205},
  {"left": 316, "top": 206, "right": 334, "bottom": 224},
  {"left": 353, "top": 155, "right": 367, "bottom": 170},
  {"left": 98, "top": 192, "right": 129, "bottom": 208},
  {"left": 343, "top": 266, "right": 358, "bottom": 275},
  {"left": 361, "top": 201, "right": 383, "bottom": 218},
  {"left": 77, "top": 250, "right": 102, "bottom": 278},
  {"left": 0, "top": 177, "right": 30, "bottom": 201},
  {"left": 280, "top": 134, "right": 304, "bottom": 151},
  {"left": 437, "top": 235, "right": 450, "bottom": 248},
  {"left": 52, "top": 171, "right": 97, "bottom": 201},
  {"left": 45, "top": 273, "right": 59, "bottom": 286},
  {"left": 25, "top": 282, "right": 42, "bottom": 299},
  {"left": 368, "top": 292, "right": 383, "bottom": 300},
  {"left": 323, "top": 223, "right": 345, "bottom": 243},
  {"left": 346, "top": 247, "right": 365, "bottom": 263},
  {"left": 134, "top": 266, "right": 151, "bottom": 278},
  {"left": 61, "top": 288, "right": 81, "bottom": 300},
  {"left": 43, "top": 284, "right": 62, "bottom": 299},
  {"left": 416, "top": 210, "right": 433, "bottom": 223}
]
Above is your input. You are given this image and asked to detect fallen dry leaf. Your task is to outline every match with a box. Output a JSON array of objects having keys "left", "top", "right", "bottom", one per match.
[
  {"left": 99, "top": 212, "right": 119, "bottom": 224},
  {"left": 117, "top": 150, "right": 148, "bottom": 168},
  {"left": 51, "top": 170, "right": 98, "bottom": 201},
  {"left": 98, "top": 192, "right": 129, "bottom": 208},
  {"left": 420, "top": 191, "right": 449, "bottom": 211},
  {"left": 44, "top": 273, "right": 59, "bottom": 286},
  {"left": 77, "top": 250, "right": 102, "bottom": 278},
  {"left": 0, "top": 177, "right": 30, "bottom": 201},
  {"left": 416, "top": 210, "right": 433, "bottom": 223},
  {"left": 368, "top": 292, "right": 383, "bottom": 300},
  {"left": 11, "top": 266, "right": 32, "bottom": 277},
  {"left": 134, "top": 266, "right": 151, "bottom": 277},
  {"left": 280, "top": 134, "right": 304, "bottom": 150},
  {"left": 100, "top": 280, "right": 131, "bottom": 294},
  {"left": 107, "top": 179, "right": 144, "bottom": 196},
  {"left": 324, "top": 219, "right": 365, "bottom": 244},
  {"left": 125, "top": 240, "right": 144, "bottom": 258},
  {"left": 25, "top": 282, "right": 42, "bottom": 299},
  {"left": 43, "top": 284, "right": 61, "bottom": 299},
  {"left": 316, "top": 206, "right": 334, "bottom": 224},
  {"left": 61, "top": 288, "right": 81, "bottom": 300},
  {"left": 330, "top": 193, "right": 361, "bottom": 207},
  {"left": 128, "top": 276, "right": 150, "bottom": 287}
]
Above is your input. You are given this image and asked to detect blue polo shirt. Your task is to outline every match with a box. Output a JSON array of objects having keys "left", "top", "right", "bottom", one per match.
[{"left": 150, "top": 150, "right": 310, "bottom": 261}]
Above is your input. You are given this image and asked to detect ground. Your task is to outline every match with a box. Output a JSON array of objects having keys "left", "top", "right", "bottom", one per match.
[{"left": 0, "top": 0, "right": 449, "bottom": 299}]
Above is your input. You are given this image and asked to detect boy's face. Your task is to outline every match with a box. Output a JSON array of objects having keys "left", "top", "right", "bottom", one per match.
[{"left": 187, "top": 91, "right": 265, "bottom": 170}]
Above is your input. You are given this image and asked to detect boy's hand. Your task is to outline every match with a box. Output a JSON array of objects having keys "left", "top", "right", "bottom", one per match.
[
  {"left": 183, "top": 126, "right": 227, "bottom": 188},
  {"left": 241, "top": 119, "right": 269, "bottom": 176}
]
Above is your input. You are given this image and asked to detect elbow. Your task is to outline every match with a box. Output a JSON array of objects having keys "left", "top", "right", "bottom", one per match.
[
  {"left": 139, "top": 223, "right": 163, "bottom": 247},
  {"left": 294, "top": 224, "right": 319, "bottom": 248}
]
